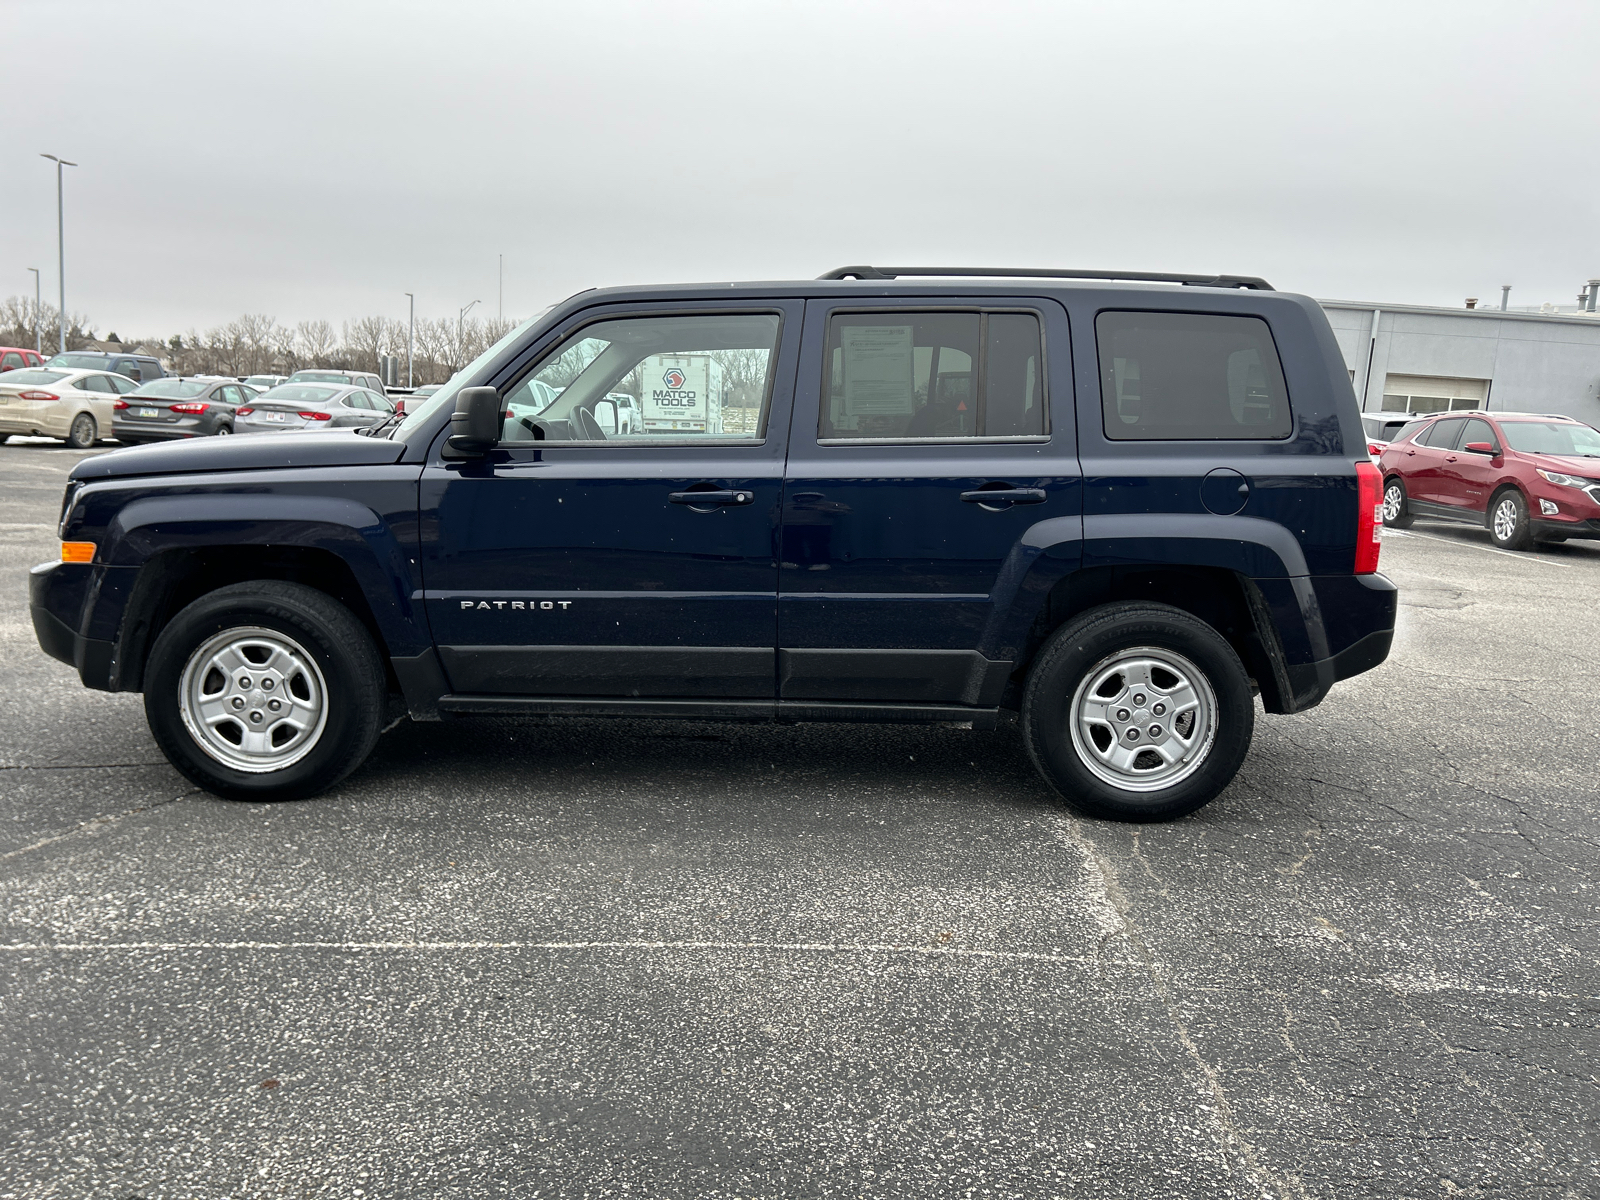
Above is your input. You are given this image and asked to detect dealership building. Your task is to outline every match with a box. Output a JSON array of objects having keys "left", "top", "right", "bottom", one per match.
[{"left": 1319, "top": 298, "right": 1600, "bottom": 423}]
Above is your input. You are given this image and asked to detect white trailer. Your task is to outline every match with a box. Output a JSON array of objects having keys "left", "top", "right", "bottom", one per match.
[{"left": 640, "top": 353, "right": 723, "bottom": 434}]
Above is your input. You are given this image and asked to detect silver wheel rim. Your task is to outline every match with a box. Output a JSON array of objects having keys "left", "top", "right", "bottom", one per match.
[
  {"left": 71, "top": 415, "right": 93, "bottom": 445},
  {"left": 1068, "top": 646, "right": 1218, "bottom": 793},
  {"left": 1381, "top": 483, "right": 1404, "bottom": 522},
  {"left": 177, "top": 626, "right": 329, "bottom": 773},
  {"left": 1493, "top": 497, "right": 1519, "bottom": 542}
]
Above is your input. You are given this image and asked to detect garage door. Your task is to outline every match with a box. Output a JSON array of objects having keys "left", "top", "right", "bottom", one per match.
[{"left": 1379, "top": 374, "right": 1489, "bottom": 415}]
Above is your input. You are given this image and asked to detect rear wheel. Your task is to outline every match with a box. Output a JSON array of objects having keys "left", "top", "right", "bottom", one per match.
[
  {"left": 143, "top": 581, "right": 387, "bottom": 800},
  {"left": 66, "top": 413, "right": 96, "bottom": 449},
  {"left": 1021, "top": 602, "right": 1254, "bottom": 821},
  {"left": 214, "top": 424, "right": 232, "bottom": 436},
  {"left": 1488, "top": 489, "right": 1533, "bottom": 551},
  {"left": 1381, "top": 477, "right": 1414, "bottom": 528}
]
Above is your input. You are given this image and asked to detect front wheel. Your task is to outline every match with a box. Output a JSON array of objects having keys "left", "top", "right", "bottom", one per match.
[
  {"left": 1488, "top": 489, "right": 1533, "bottom": 551},
  {"left": 65, "top": 413, "right": 96, "bottom": 449},
  {"left": 1021, "top": 603, "right": 1255, "bottom": 821},
  {"left": 1381, "top": 477, "right": 1415, "bottom": 528},
  {"left": 143, "top": 581, "right": 388, "bottom": 800}
]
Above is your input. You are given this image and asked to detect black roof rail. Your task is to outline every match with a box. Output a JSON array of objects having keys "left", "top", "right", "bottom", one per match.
[{"left": 818, "top": 265, "right": 1276, "bottom": 290}]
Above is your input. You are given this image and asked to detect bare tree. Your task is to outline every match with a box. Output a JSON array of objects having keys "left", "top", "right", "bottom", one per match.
[{"left": 296, "top": 319, "right": 338, "bottom": 366}]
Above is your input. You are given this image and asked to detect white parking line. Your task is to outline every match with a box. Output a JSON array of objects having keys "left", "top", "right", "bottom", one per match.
[{"left": 1387, "top": 527, "right": 1572, "bottom": 567}]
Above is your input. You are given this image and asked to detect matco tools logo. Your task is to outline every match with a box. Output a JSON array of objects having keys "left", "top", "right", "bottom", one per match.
[{"left": 662, "top": 367, "right": 686, "bottom": 389}]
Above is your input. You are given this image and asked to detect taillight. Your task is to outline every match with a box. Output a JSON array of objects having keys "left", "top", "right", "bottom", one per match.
[
  {"left": 169, "top": 402, "right": 209, "bottom": 414},
  {"left": 18, "top": 390, "right": 58, "bottom": 401},
  {"left": 236, "top": 406, "right": 254, "bottom": 416},
  {"left": 113, "top": 399, "right": 129, "bottom": 411},
  {"left": 1354, "top": 460, "right": 1382, "bottom": 574},
  {"left": 299, "top": 411, "right": 332, "bottom": 421},
  {"left": 1367, "top": 441, "right": 1383, "bottom": 457}
]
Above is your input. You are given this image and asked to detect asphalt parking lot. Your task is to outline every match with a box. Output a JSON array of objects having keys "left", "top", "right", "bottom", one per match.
[{"left": 0, "top": 440, "right": 1595, "bottom": 1200}]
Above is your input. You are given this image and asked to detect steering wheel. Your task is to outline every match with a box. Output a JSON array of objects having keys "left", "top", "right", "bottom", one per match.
[{"left": 574, "top": 405, "right": 607, "bottom": 441}]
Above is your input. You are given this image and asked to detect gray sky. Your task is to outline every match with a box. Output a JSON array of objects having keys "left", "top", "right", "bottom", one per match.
[{"left": 5, "top": 0, "right": 1599, "bottom": 337}]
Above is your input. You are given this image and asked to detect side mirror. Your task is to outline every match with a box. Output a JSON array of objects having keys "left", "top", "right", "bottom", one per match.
[
  {"left": 447, "top": 386, "right": 502, "bottom": 454},
  {"left": 1464, "top": 441, "right": 1497, "bottom": 455}
]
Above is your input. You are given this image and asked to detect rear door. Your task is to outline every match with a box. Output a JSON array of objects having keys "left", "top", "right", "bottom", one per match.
[
  {"left": 420, "top": 301, "right": 801, "bottom": 699},
  {"left": 1407, "top": 417, "right": 1464, "bottom": 505},
  {"left": 776, "top": 297, "right": 1078, "bottom": 707}
]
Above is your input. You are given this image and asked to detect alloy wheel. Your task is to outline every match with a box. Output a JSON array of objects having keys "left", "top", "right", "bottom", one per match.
[
  {"left": 1068, "top": 646, "right": 1218, "bottom": 793},
  {"left": 177, "top": 626, "right": 328, "bottom": 773}
]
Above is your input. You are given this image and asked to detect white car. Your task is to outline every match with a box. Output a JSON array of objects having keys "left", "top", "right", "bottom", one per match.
[{"left": 0, "top": 368, "right": 135, "bottom": 448}]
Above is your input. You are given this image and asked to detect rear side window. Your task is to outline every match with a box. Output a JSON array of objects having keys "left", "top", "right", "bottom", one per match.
[
  {"left": 1419, "top": 418, "right": 1464, "bottom": 449},
  {"left": 1096, "top": 311, "right": 1292, "bottom": 440},
  {"left": 1, "top": 352, "right": 22, "bottom": 370},
  {"left": 1394, "top": 419, "right": 1427, "bottom": 443},
  {"left": 820, "top": 310, "right": 1046, "bottom": 441}
]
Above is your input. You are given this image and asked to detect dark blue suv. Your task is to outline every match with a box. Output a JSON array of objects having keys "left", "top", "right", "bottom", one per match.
[{"left": 29, "top": 268, "right": 1395, "bottom": 820}]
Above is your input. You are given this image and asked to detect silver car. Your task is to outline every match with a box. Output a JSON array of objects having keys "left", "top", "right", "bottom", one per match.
[{"left": 234, "top": 383, "right": 396, "bottom": 434}]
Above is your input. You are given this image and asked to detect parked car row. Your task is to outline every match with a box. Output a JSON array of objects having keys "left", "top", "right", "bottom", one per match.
[{"left": 1375, "top": 409, "right": 1600, "bottom": 550}]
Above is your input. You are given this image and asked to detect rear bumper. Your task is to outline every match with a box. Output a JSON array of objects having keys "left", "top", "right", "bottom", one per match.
[{"left": 1251, "top": 572, "right": 1397, "bottom": 714}]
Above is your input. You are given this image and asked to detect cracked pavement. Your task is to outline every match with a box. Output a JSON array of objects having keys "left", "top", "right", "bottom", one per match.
[{"left": 0, "top": 441, "right": 1596, "bottom": 1198}]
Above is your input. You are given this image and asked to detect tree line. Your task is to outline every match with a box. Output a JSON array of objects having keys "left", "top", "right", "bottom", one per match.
[{"left": 0, "top": 296, "right": 516, "bottom": 384}]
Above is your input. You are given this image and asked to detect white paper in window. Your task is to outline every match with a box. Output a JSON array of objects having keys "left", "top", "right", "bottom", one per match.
[{"left": 842, "top": 325, "right": 915, "bottom": 416}]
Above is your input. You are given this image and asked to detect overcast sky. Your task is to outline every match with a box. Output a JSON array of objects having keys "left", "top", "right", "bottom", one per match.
[{"left": 5, "top": 0, "right": 1599, "bottom": 337}]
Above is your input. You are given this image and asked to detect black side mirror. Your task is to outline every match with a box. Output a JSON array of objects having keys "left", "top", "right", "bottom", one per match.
[{"left": 447, "top": 387, "right": 501, "bottom": 454}]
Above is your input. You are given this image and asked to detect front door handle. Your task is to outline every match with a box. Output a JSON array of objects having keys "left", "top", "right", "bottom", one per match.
[
  {"left": 669, "top": 489, "right": 754, "bottom": 507},
  {"left": 959, "top": 487, "right": 1047, "bottom": 506}
]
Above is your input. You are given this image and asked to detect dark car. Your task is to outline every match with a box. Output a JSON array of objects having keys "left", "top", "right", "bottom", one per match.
[
  {"left": 45, "top": 350, "right": 166, "bottom": 383},
  {"left": 1378, "top": 410, "right": 1600, "bottom": 550},
  {"left": 31, "top": 265, "right": 1395, "bottom": 820},
  {"left": 114, "top": 378, "right": 246, "bottom": 443},
  {"left": 234, "top": 383, "right": 395, "bottom": 434}
]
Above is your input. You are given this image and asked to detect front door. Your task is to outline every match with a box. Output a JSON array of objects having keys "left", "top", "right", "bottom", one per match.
[
  {"left": 1436, "top": 416, "right": 1500, "bottom": 514},
  {"left": 777, "top": 298, "right": 1080, "bottom": 707},
  {"left": 421, "top": 302, "right": 801, "bottom": 698}
]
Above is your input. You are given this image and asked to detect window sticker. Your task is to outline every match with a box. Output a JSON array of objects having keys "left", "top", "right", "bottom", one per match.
[{"left": 842, "top": 324, "right": 915, "bottom": 417}]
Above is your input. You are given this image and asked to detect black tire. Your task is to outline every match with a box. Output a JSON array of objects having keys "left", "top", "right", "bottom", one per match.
[
  {"left": 66, "top": 412, "right": 96, "bottom": 449},
  {"left": 118, "top": 436, "right": 144, "bottom": 446},
  {"left": 1021, "top": 602, "right": 1255, "bottom": 822},
  {"left": 143, "top": 581, "right": 387, "bottom": 801},
  {"left": 1381, "top": 477, "right": 1415, "bottom": 529},
  {"left": 214, "top": 424, "right": 232, "bottom": 436},
  {"left": 1487, "top": 488, "right": 1533, "bottom": 551}
]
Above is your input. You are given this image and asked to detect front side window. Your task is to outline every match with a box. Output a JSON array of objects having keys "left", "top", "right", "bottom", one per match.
[
  {"left": 819, "top": 310, "right": 1044, "bottom": 441},
  {"left": 2, "top": 353, "right": 22, "bottom": 370},
  {"left": 500, "top": 312, "right": 781, "bottom": 444},
  {"left": 1459, "top": 418, "right": 1498, "bottom": 449},
  {"left": 1097, "top": 311, "right": 1292, "bottom": 440}
]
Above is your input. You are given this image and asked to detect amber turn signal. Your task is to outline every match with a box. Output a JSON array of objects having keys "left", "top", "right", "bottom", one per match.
[{"left": 60, "top": 542, "right": 95, "bottom": 563}]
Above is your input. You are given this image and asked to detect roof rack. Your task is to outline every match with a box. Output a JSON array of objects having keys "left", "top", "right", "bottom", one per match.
[{"left": 818, "top": 265, "right": 1276, "bottom": 290}]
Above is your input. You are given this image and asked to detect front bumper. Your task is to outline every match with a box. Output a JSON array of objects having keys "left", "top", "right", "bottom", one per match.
[
  {"left": 29, "top": 561, "right": 114, "bottom": 688},
  {"left": 1532, "top": 516, "right": 1600, "bottom": 540}
]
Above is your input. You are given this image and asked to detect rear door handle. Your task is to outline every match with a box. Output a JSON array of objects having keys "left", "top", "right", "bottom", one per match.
[
  {"left": 669, "top": 489, "right": 754, "bottom": 507},
  {"left": 960, "top": 487, "right": 1047, "bottom": 505}
]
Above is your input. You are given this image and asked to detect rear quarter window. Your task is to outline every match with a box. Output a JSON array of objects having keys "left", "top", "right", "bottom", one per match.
[{"left": 1096, "top": 311, "right": 1292, "bottom": 441}]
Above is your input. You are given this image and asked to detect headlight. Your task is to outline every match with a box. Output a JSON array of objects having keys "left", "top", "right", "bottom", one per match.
[{"left": 1536, "top": 469, "right": 1597, "bottom": 488}]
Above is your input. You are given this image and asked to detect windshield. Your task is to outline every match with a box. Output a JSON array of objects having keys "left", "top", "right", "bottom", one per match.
[
  {"left": 44, "top": 354, "right": 107, "bottom": 369},
  {"left": 290, "top": 371, "right": 351, "bottom": 384},
  {"left": 393, "top": 311, "right": 545, "bottom": 444},
  {"left": 2, "top": 369, "right": 68, "bottom": 386},
  {"left": 1499, "top": 421, "right": 1600, "bottom": 457},
  {"left": 132, "top": 379, "right": 209, "bottom": 399},
  {"left": 260, "top": 385, "right": 339, "bottom": 403}
]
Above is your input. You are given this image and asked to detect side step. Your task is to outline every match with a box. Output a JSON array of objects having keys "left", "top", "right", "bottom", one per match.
[{"left": 436, "top": 695, "right": 999, "bottom": 729}]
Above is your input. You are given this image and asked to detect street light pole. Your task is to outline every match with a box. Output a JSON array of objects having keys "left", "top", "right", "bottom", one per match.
[
  {"left": 40, "top": 154, "right": 77, "bottom": 354},
  {"left": 458, "top": 299, "right": 480, "bottom": 361},
  {"left": 26, "top": 268, "right": 41, "bottom": 354},
  {"left": 404, "top": 292, "right": 414, "bottom": 388},
  {"left": 499, "top": 254, "right": 503, "bottom": 322}
]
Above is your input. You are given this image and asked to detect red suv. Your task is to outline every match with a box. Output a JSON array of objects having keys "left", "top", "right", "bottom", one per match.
[{"left": 1378, "top": 411, "right": 1600, "bottom": 550}]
